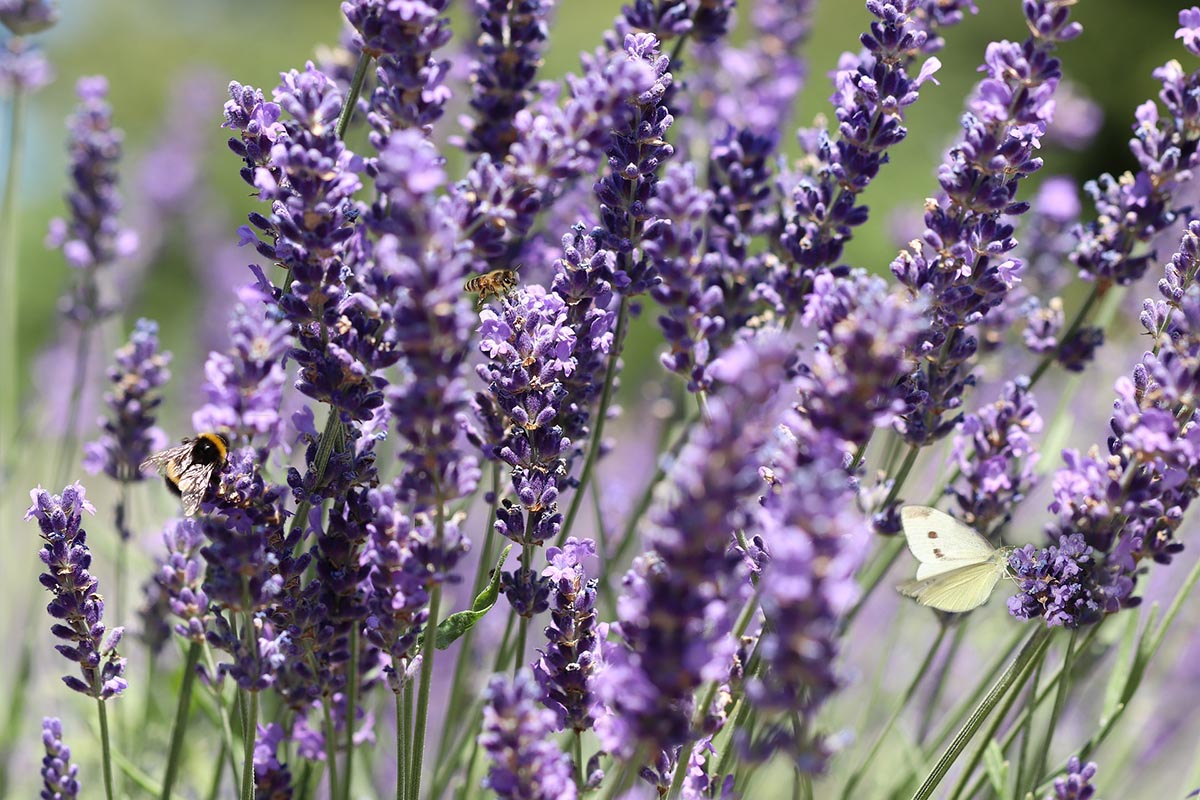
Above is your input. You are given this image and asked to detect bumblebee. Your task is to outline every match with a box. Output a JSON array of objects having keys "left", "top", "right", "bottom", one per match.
[
  {"left": 464, "top": 267, "right": 520, "bottom": 309},
  {"left": 139, "top": 432, "right": 230, "bottom": 516}
]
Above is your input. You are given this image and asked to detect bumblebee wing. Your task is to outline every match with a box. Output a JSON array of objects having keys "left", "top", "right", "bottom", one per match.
[
  {"left": 139, "top": 442, "right": 193, "bottom": 476},
  {"left": 176, "top": 462, "right": 217, "bottom": 516}
]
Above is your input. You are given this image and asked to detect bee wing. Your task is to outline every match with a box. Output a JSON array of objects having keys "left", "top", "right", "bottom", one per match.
[
  {"left": 176, "top": 462, "right": 218, "bottom": 517},
  {"left": 139, "top": 442, "right": 193, "bottom": 476}
]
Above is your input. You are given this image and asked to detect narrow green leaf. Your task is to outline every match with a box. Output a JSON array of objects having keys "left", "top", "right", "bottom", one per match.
[
  {"left": 435, "top": 544, "right": 513, "bottom": 649},
  {"left": 983, "top": 740, "right": 1008, "bottom": 797},
  {"left": 1100, "top": 610, "right": 1137, "bottom": 724}
]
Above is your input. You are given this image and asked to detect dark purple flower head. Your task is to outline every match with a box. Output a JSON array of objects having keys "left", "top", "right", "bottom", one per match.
[
  {"left": 254, "top": 723, "right": 294, "bottom": 800},
  {"left": 463, "top": 0, "right": 553, "bottom": 158},
  {"left": 598, "top": 332, "right": 795, "bottom": 760},
  {"left": 949, "top": 377, "right": 1042, "bottom": 528},
  {"left": 222, "top": 80, "right": 286, "bottom": 194},
  {"left": 1047, "top": 756, "right": 1098, "bottom": 800},
  {"left": 342, "top": 0, "right": 453, "bottom": 138},
  {"left": 83, "top": 318, "right": 171, "bottom": 484},
  {"left": 0, "top": 35, "right": 52, "bottom": 93},
  {"left": 535, "top": 537, "right": 603, "bottom": 732},
  {"left": 0, "top": 0, "right": 56, "bottom": 33},
  {"left": 40, "top": 717, "right": 80, "bottom": 800},
  {"left": 480, "top": 670, "right": 578, "bottom": 800},
  {"left": 47, "top": 76, "right": 138, "bottom": 325},
  {"left": 595, "top": 32, "right": 675, "bottom": 296},
  {"left": 26, "top": 483, "right": 127, "bottom": 699},
  {"left": 1007, "top": 534, "right": 1101, "bottom": 628},
  {"left": 192, "top": 298, "right": 292, "bottom": 448}
]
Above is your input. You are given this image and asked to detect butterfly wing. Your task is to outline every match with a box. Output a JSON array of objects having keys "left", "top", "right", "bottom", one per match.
[
  {"left": 896, "top": 560, "right": 1005, "bottom": 613},
  {"left": 901, "top": 505, "right": 997, "bottom": 580},
  {"left": 176, "top": 462, "right": 218, "bottom": 517}
]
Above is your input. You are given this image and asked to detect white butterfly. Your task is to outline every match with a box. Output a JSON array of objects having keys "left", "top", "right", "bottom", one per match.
[{"left": 896, "top": 505, "right": 1014, "bottom": 613}]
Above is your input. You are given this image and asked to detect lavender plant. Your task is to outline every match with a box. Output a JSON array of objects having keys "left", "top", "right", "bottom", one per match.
[{"left": 11, "top": 3, "right": 1200, "bottom": 800}]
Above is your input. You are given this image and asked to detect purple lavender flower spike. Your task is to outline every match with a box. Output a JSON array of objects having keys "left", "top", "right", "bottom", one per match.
[
  {"left": 464, "top": 0, "right": 554, "bottom": 158},
  {"left": 595, "top": 32, "right": 675, "bottom": 296},
  {"left": 153, "top": 517, "right": 210, "bottom": 643},
  {"left": 948, "top": 377, "right": 1042, "bottom": 529},
  {"left": 342, "top": 0, "right": 453, "bottom": 139},
  {"left": 1047, "top": 756, "right": 1098, "bottom": 800},
  {"left": 0, "top": 35, "right": 51, "bottom": 93},
  {"left": 26, "top": 483, "right": 127, "bottom": 699},
  {"left": 597, "top": 333, "right": 795, "bottom": 760},
  {"left": 83, "top": 319, "right": 170, "bottom": 487},
  {"left": 1011, "top": 224, "right": 1200, "bottom": 626},
  {"left": 254, "top": 723, "right": 295, "bottom": 800},
  {"left": 777, "top": 0, "right": 942, "bottom": 308},
  {"left": 368, "top": 131, "right": 481, "bottom": 507},
  {"left": 480, "top": 671, "right": 578, "bottom": 800},
  {"left": 798, "top": 270, "right": 923, "bottom": 450},
  {"left": 747, "top": 402, "right": 872, "bottom": 769},
  {"left": 47, "top": 76, "right": 138, "bottom": 326},
  {"left": 40, "top": 717, "right": 80, "bottom": 800},
  {"left": 193, "top": 298, "right": 292, "bottom": 449},
  {"left": 0, "top": 0, "right": 56, "bottom": 33},
  {"left": 534, "top": 537, "right": 603, "bottom": 732},
  {"left": 895, "top": 0, "right": 1079, "bottom": 446}
]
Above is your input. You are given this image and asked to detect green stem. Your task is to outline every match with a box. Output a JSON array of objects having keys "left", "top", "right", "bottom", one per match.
[
  {"left": 840, "top": 625, "right": 948, "bottom": 799},
  {"left": 1026, "top": 630, "right": 1076, "bottom": 794},
  {"left": 56, "top": 321, "right": 92, "bottom": 484},
  {"left": 206, "top": 741, "right": 227, "bottom": 800},
  {"left": 437, "top": 464, "right": 501, "bottom": 762},
  {"left": 917, "top": 622, "right": 966, "bottom": 744},
  {"left": 409, "top": 495, "right": 447, "bottom": 800},
  {"left": 241, "top": 690, "right": 258, "bottom": 800},
  {"left": 336, "top": 53, "right": 372, "bottom": 139},
  {"left": 160, "top": 642, "right": 202, "bottom": 800},
  {"left": 0, "top": 620, "right": 33, "bottom": 797},
  {"left": 556, "top": 295, "right": 630, "bottom": 547},
  {"left": 881, "top": 444, "right": 920, "bottom": 510},
  {"left": 201, "top": 643, "right": 243, "bottom": 785},
  {"left": 0, "top": 89, "right": 23, "bottom": 459},
  {"left": 343, "top": 627, "right": 359, "bottom": 800},
  {"left": 322, "top": 695, "right": 341, "bottom": 800},
  {"left": 403, "top": 681, "right": 414, "bottom": 799},
  {"left": 840, "top": 538, "right": 905, "bottom": 631},
  {"left": 574, "top": 730, "right": 584, "bottom": 789},
  {"left": 1013, "top": 655, "right": 1044, "bottom": 797},
  {"left": 395, "top": 691, "right": 407, "bottom": 800},
  {"left": 909, "top": 627, "right": 1051, "bottom": 800},
  {"left": 947, "top": 634, "right": 1049, "bottom": 800},
  {"left": 97, "top": 698, "right": 116, "bottom": 800}
]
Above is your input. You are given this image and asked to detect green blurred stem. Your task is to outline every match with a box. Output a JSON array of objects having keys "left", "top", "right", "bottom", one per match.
[
  {"left": 841, "top": 624, "right": 948, "bottom": 799},
  {"left": 321, "top": 694, "right": 341, "bottom": 800},
  {"left": 97, "top": 698, "right": 116, "bottom": 800},
  {"left": 840, "top": 537, "right": 905, "bottom": 631},
  {"left": 437, "top": 463, "right": 501, "bottom": 763},
  {"left": 917, "top": 622, "right": 966, "bottom": 744},
  {"left": 910, "top": 627, "right": 1051, "bottom": 800},
  {"left": 241, "top": 690, "right": 258, "bottom": 800},
  {"left": 57, "top": 321, "right": 93, "bottom": 484},
  {"left": 574, "top": 730, "right": 584, "bottom": 789},
  {"left": 556, "top": 295, "right": 630, "bottom": 547},
  {"left": 207, "top": 741, "right": 228, "bottom": 800},
  {"left": 201, "top": 642, "right": 243, "bottom": 785},
  {"left": 395, "top": 691, "right": 407, "bottom": 800},
  {"left": 947, "top": 631, "right": 1050, "bottom": 800},
  {"left": 336, "top": 53, "right": 371, "bottom": 139},
  {"left": 1, "top": 89, "right": 23, "bottom": 457},
  {"left": 343, "top": 628, "right": 359, "bottom": 800},
  {"left": 409, "top": 492, "right": 447, "bottom": 800},
  {"left": 160, "top": 641, "right": 202, "bottom": 800},
  {"left": 0, "top": 620, "right": 33, "bottom": 797},
  {"left": 1025, "top": 630, "right": 1076, "bottom": 794}
]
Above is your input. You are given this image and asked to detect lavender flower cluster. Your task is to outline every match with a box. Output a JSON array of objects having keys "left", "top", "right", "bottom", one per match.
[{"left": 16, "top": 1, "right": 1200, "bottom": 799}]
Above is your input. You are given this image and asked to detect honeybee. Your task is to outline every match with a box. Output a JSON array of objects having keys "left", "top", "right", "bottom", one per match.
[
  {"left": 139, "top": 432, "right": 230, "bottom": 516},
  {"left": 464, "top": 267, "right": 520, "bottom": 309}
]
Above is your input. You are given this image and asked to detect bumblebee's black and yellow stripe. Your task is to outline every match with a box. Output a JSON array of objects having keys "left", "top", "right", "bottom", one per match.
[{"left": 140, "top": 432, "right": 230, "bottom": 516}]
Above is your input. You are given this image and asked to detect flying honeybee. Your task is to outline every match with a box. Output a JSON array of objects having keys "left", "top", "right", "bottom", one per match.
[
  {"left": 464, "top": 266, "right": 520, "bottom": 309},
  {"left": 139, "top": 432, "right": 230, "bottom": 516}
]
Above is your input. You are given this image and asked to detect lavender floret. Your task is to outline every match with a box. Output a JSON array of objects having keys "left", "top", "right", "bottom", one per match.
[
  {"left": 40, "top": 717, "right": 80, "bottom": 800},
  {"left": 26, "top": 483, "right": 127, "bottom": 699},
  {"left": 480, "top": 671, "right": 578, "bottom": 800}
]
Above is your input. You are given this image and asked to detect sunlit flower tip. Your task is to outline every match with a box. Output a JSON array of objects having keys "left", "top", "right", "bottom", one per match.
[{"left": 1047, "top": 756, "right": 1098, "bottom": 800}]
